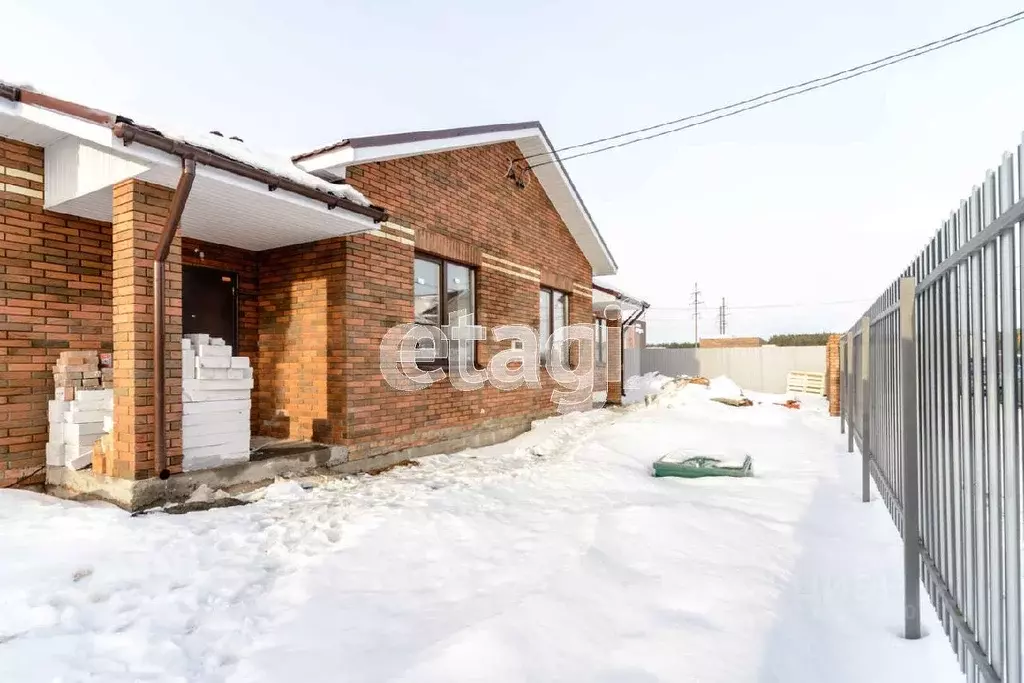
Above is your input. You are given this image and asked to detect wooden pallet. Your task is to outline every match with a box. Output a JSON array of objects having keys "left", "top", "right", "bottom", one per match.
[{"left": 786, "top": 371, "right": 826, "bottom": 396}]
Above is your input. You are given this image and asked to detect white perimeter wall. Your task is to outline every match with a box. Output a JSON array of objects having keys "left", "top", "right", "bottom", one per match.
[{"left": 640, "top": 346, "right": 827, "bottom": 393}]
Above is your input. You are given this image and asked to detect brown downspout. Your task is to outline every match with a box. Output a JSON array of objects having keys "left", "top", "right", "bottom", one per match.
[{"left": 153, "top": 158, "right": 196, "bottom": 479}]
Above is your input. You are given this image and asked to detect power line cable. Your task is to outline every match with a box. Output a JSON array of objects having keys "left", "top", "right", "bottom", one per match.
[
  {"left": 647, "top": 298, "right": 870, "bottom": 314},
  {"left": 524, "top": 10, "right": 1024, "bottom": 169},
  {"left": 518, "top": 9, "right": 1024, "bottom": 163}
]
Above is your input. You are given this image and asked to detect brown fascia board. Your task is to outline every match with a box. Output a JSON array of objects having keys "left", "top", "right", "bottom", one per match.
[
  {"left": 292, "top": 121, "right": 543, "bottom": 161},
  {"left": 0, "top": 81, "right": 119, "bottom": 126},
  {"left": 0, "top": 80, "right": 386, "bottom": 222},
  {"left": 113, "top": 123, "right": 387, "bottom": 222},
  {"left": 593, "top": 282, "right": 648, "bottom": 309}
]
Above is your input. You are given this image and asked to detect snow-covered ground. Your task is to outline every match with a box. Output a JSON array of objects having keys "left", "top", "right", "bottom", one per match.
[{"left": 0, "top": 378, "right": 962, "bottom": 683}]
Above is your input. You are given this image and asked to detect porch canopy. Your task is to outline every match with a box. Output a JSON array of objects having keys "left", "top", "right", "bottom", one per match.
[
  {"left": 0, "top": 83, "right": 386, "bottom": 247},
  {"left": 592, "top": 279, "right": 648, "bottom": 319}
]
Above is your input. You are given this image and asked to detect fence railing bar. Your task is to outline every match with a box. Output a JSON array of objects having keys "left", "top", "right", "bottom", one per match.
[
  {"left": 870, "top": 459, "right": 904, "bottom": 517},
  {"left": 870, "top": 300, "right": 901, "bottom": 325},
  {"left": 941, "top": 218, "right": 961, "bottom": 653},
  {"left": 924, "top": 240, "right": 941, "bottom": 622},
  {"left": 872, "top": 458, "right": 905, "bottom": 524},
  {"left": 916, "top": 195, "right": 1024, "bottom": 294},
  {"left": 982, "top": 168, "right": 1005, "bottom": 679},
  {"left": 939, "top": 222, "right": 956, "bottom": 643},
  {"left": 968, "top": 182, "right": 991, "bottom": 657},
  {"left": 956, "top": 198, "right": 977, "bottom": 674},
  {"left": 919, "top": 549, "right": 1002, "bottom": 683},
  {"left": 998, "top": 150, "right": 1021, "bottom": 683},
  {"left": 951, "top": 205, "right": 968, "bottom": 668}
]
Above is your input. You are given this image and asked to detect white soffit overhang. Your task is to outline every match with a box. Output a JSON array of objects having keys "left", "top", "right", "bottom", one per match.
[
  {"left": 296, "top": 125, "right": 618, "bottom": 276},
  {"left": 592, "top": 297, "right": 641, "bottom": 317},
  {"left": 0, "top": 98, "right": 377, "bottom": 251}
]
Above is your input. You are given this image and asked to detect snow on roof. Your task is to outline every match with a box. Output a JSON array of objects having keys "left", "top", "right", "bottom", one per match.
[
  {"left": 175, "top": 131, "right": 371, "bottom": 207},
  {"left": 592, "top": 277, "right": 647, "bottom": 306}
]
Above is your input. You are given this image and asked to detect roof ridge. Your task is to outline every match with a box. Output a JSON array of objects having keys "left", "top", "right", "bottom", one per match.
[{"left": 292, "top": 121, "right": 543, "bottom": 161}]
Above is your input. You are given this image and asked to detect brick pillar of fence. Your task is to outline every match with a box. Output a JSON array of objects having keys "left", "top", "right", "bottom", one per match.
[
  {"left": 607, "top": 310, "right": 622, "bottom": 405},
  {"left": 826, "top": 333, "right": 841, "bottom": 416}
]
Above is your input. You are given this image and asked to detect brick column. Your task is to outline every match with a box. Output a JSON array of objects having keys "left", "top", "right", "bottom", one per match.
[
  {"left": 607, "top": 310, "right": 623, "bottom": 405},
  {"left": 111, "top": 180, "right": 182, "bottom": 479},
  {"left": 826, "top": 333, "right": 841, "bottom": 416}
]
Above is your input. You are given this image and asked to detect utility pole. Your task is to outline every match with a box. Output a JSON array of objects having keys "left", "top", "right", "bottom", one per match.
[
  {"left": 690, "top": 283, "right": 703, "bottom": 345},
  {"left": 718, "top": 297, "right": 728, "bottom": 335}
]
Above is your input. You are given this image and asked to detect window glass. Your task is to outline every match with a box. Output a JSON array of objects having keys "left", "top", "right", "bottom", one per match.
[
  {"left": 446, "top": 264, "right": 472, "bottom": 326},
  {"left": 446, "top": 264, "right": 474, "bottom": 367},
  {"left": 539, "top": 289, "right": 552, "bottom": 363},
  {"left": 552, "top": 291, "right": 567, "bottom": 365},
  {"left": 596, "top": 318, "right": 607, "bottom": 363},
  {"left": 414, "top": 258, "right": 440, "bottom": 326},
  {"left": 413, "top": 255, "right": 475, "bottom": 368}
]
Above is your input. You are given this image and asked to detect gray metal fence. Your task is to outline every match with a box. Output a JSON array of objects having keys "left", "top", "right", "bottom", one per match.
[
  {"left": 641, "top": 346, "right": 826, "bottom": 393},
  {"left": 841, "top": 140, "right": 1024, "bottom": 682},
  {"left": 623, "top": 347, "right": 642, "bottom": 385}
]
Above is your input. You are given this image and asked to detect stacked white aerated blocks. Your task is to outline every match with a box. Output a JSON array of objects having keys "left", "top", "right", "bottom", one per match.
[
  {"left": 181, "top": 334, "right": 253, "bottom": 472},
  {"left": 47, "top": 388, "right": 114, "bottom": 471}
]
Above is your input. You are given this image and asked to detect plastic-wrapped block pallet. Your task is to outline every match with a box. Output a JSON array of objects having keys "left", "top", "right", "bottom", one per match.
[
  {"left": 47, "top": 388, "right": 113, "bottom": 470},
  {"left": 181, "top": 335, "right": 253, "bottom": 472}
]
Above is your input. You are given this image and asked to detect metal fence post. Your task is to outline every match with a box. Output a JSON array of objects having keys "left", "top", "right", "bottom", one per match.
[
  {"left": 899, "top": 277, "right": 922, "bottom": 639},
  {"left": 848, "top": 334, "right": 855, "bottom": 454},
  {"left": 840, "top": 339, "right": 846, "bottom": 434},
  {"left": 860, "top": 316, "right": 871, "bottom": 503}
]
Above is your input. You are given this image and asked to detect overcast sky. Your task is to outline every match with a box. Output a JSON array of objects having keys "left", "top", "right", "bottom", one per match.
[{"left": 5, "top": 0, "right": 1024, "bottom": 342}]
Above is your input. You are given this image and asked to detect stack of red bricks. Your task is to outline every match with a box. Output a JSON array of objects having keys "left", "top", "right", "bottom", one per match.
[
  {"left": 52, "top": 350, "right": 113, "bottom": 401},
  {"left": 698, "top": 337, "right": 764, "bottom": 349},
  {"left": 48, "top": 350, "right": 115, "bottom": 471}
]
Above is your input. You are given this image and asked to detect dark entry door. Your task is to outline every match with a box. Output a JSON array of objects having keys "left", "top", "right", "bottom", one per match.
[{"left": 183, "top": 265, "right": 237, "bottom": 350}]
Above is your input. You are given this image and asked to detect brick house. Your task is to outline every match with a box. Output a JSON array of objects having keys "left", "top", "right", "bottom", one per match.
[{"left": 0, "top": 83, "right": 620, "bottom": 499}]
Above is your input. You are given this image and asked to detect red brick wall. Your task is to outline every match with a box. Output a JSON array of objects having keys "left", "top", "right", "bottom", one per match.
[
  {"left": 0, "top": 138, "right": 113, "bottom": 486},
  {"left": 251, "top": 141, "right": 595, "bottom": 458},
  {"left": 340, "top": 142, "right": 593, "bottom": 458},
  {"left": 699, "top": 337, "right": 763, "bottom": 349},
  {"left": 254, "top": 238, "right": 346, "bottom": 441}
]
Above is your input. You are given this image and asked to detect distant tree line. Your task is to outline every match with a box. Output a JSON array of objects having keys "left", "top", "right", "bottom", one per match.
[
  {"left": 652, "top": 342, "right": 698, "bottom": 349},
  {"left": 650, "top": 333, "right": 834, "bottom": 349},
  {"left": 766, "top": 333, "right": 833, "bottom": 346}
]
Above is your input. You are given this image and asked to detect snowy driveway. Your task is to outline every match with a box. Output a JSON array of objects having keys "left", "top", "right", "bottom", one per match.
[{"left": 1, "top": 380, "right": 962, "bottom": 682}]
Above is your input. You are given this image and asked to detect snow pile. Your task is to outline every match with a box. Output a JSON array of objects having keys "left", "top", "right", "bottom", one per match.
[
  {"left": 175, "top": 131, "right": 371, "bottom": 207},
  {"left": 623, "top": 371, "right": 674, "bottom": 404},
  {"left": 0, "top": 386, "right": 962, "bottom": 682},
  {"left": 706, "top": 375, "right": 746, "bottom": 401},
  {"left": 184, "top": 484, "right": 230, "bottom": 504},
  {"left": 258, "top": 479, "right": 308, "bottom": 501}
]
